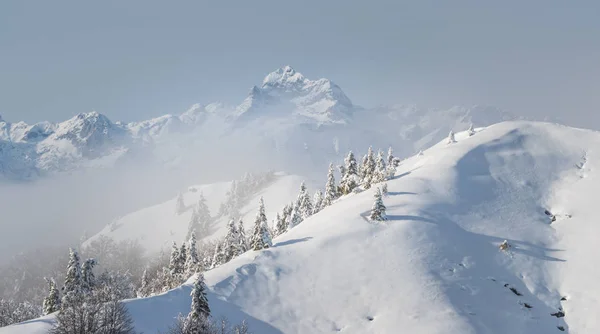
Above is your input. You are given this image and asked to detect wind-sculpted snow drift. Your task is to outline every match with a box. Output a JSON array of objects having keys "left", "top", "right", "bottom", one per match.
[
  {"left": 0, "top": 66, "right": 516, "bottom": 181},
  {"left": 5, "top": 121, "right": 600, "bottom": 333}
]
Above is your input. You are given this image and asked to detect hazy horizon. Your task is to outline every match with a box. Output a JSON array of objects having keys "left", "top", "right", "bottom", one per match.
[{"left": 2, "top": 1, "right": 600, "bottom": 129}]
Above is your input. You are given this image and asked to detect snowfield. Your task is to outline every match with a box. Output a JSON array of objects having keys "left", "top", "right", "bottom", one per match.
[
  {"left": 5, "top": 121, "right": 600, "bottom": 333},
  {"left": 85, "top": 173, "right": 311, "bottom": 255}
]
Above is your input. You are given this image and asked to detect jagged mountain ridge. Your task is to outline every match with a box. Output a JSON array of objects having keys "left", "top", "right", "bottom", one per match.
[{"left": 0, "top": 66, "right": 519, "bottom": 180}]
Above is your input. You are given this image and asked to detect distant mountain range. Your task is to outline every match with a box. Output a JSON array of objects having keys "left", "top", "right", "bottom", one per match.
[{"left": 0, "top": 66, "right": 520, "bottom": 180}]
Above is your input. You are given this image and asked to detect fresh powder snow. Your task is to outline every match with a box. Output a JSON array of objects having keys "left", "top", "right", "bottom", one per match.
[{"left": 5, "top": 121, "right": 600, "bottom": 333}]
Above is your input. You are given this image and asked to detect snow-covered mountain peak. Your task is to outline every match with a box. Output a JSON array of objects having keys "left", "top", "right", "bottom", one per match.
[
  {"left": 261, "top": 65, "right": 307, "bottom": 91},
  {"left": 235, "top": 66, "right": 354, "bottom": 123}
]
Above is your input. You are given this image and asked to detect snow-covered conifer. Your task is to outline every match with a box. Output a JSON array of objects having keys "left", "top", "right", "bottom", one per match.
[
  {"left": 340, "top": 151, "right": 359, "bottom": 194},
  {"left": 373, "top": 149, "right": 387, "bottom": 183},
  {"left": 168, "top": 242, "right": 180, "bottom": 276},
  {"left": 381, "top": 183, "right": 388, "bottom": 196},
  {"left": 187, "top": 193, "right": 212, "bottom": 240},
  {"left": 387, "top": 147, "right": 394, "bottom": 166},
  {"left": 288, "top": 205, "right": 303, "bottom": 231},
  {"left": 468, "top": 124, "right": 475, "bottom": 136},
  {"left": 237, "top": 219, "right": 248, "bottom": 254},
  {"left": 447, "top": 130, "right": 456, "bottom": 144},
  {"left": 251, "top": 197, "right": 272, "bottom": 251},
  {"left": 312, "top": 190, "right": 323, "bottom": 214},
  {"left": 61, "top": 248, "right": 82, "bottom": 304},
  {"left": 175, "top": 192, "right": 185, "bottom": 215},
  {"left": 183, "top": 274, "right": 211, "bottom": 333},
  {"left": 362, "top": 147, "right": 376, "bottom": 189},
  {"left": 81, "top": 258, "right": 97, "bottom": 294},
  {"left": 223, "top": 220, "right": 240, "bottom": 262},
  {"left": 43, "top": 278, "right": 60, "bottom": 315},
  {"left": 178, "top": 243, "right": 188, "bottom": 274},
  {"left": 185, "top": 232, "right": 200, "bottom": 274},
  {"left": 211, "top": 242, "right": 225, "bottom": 268},
  {"left": 137, "top": 268, "right": 149, "bottom": 298},
  {"left": 323, "top": 163, "right": 339, "bottom": 206},
  {"left": 297, "top": 182, "right": 313, "bottom": 218},
  {"left": 273, "top": 212, "right": 286, "bottom": 237},
  {"left": 369, "top": 187, "right": 387, "bottom": 221}
]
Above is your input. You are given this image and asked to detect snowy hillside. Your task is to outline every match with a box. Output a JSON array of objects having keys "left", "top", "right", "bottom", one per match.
[
  {"left": 6, "top": 121, "right": 600, "bottom": 333},
  {"left": 85, "top": 173, "right": 311, "bottom": 255},
  {"left": 0, "top": 66, "right": 520, "bottom": 181}
]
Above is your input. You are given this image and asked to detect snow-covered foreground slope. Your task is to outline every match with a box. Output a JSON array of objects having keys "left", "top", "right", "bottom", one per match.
[
  {"left": 85, "top": 173, "right": 310, "bottom": 254},
  {"left": 6, "top": 121, "right": 600, "bottom": 333}
]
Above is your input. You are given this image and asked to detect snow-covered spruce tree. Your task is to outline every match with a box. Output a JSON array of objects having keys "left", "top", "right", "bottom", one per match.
[
  {"left": 185, "top": 232, "right": 201, "bottom": 274},
  {"left": 468, "top": 123, "right": 475, "bottom": 136},
  {"left": 288, "top": 205, "right": 303, "bottom": 231},
  {"left": 211, "top": 242, "right": 225, "bottom": 268},
  {"left": 369, "top": 187, "right": 387, "bottom": 221},
  {"left": 237, "top": 220, "right": 248, "bottom": 254},
  {"left": 137, "top": 268, "right": 150, "bottom": 298},
  {"left": 373, "top": 149, "right": 387, "bottom": 184},
  {"left": 381, "top": 183, "right": 389, "bottom": 196},
  {"left": 312, "top": 189, "right": 324, "bottom": 214},
  {"left": 298, "top": 183, "right": 313, "bottom": 219},
  {"left": 81, "top": 258, "right": 97, "bottom": 295},
  {"left": 187, "top": 193, "right": 212, "bottom": 240},
  {"left": 273, "top": 212, "right": 286, "bottom": 237},
  {"left": 447, "top": 130, "right": 456, "bottom": 144},
  {"left": 223, "top": 220, "right": 240, "bottom": 263},
  {"left": 387, "top": 147, "right": 394, "bottom": 167},
  {"left": 176, "top": 192, "right": 185, "bottom": 215},
  {"left": 359, "top": 153, "right": 368, "bottom": 180},
  {"left": 181, "top": 274, "right": 211, "bottom": 333},
  {"left": 179, "top": 242, "right": 188, "bottom": 274},
  {"left": 42, "top": 278, "right": 60, "bottom": 315},
  {"left": 362, "top": 146, "right": 376, "bottom": 189},
  {"left": 61, "top": 248, "right": 83, "bottom": 307},
  {"left": 251, "top": 197, "right": 272, "bottom": 251},
  {"left": 167, "top": 242, "right": 183, "bottom": 288},
  {"left": 340, "top": 151, "right": 359, "bottom": 195},
  {"left": 323, "top": 163, "right": 339, "bottom": 206}
]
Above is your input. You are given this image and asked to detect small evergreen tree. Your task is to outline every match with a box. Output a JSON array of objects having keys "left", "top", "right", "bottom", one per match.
[
  {"left": 185, "top": 232, "right": 201, "bottom": 274},
  {"left": 298, "top": 183, "right": 313, "bottom": 219},
  {"left": 211, "top": 242, "right": 225, "bottom": 268},
  {"left": 288, "top": 205, "right": 303, "bottom": 231},
  {"left": 183, "top": 274, "right": 211, "bottom": 333},
  {"left": 340, "top": 151, "right": 359, "bottom": 194},
  {"left": 43, "top": 278, "right": 60, "bottom": 315},
  {"left": 381, "top": 183, "right": 389, "bottom": 196},
  {"left": 176, "top": 192, "right": 185, "bottom": 215},
  {"left": 223, "top": 220, "right": 240, "bottom": 263},
  {"left": 251, "top": 197, "right": 272, "bottom": 251},
  {"left": 362, "top": 146, "right": 376, "bottom": 189},
  {"left": 179, "top": 243, "right": 188, "bottom": 275},
  {"left": 447, "top": 130, "right": 456, "bottom": 144},
  {"left": 81, "top": 258, "right": 97, "bottom": 295},
  {"left": 369, "top": 187, "right": 387, "bottom": 221},
  {"left": 273, "top": 212, "right": 286, "bottom": 237},
  {"left": 237, "top": 220, "right": 248, "bottom": 254},
  {"left": 387, "top": 146, "right": 394, "bottom": 166},
  {"left": 323, "top": 163, "right": 339, "bottom": 206},
  {"left": 187, "top": 193, "right": 212, "bottom": 240},
  {"left": 468, "top": 123, "right": 475, "bottom": 136},
  {"left": 61, "top": 248, "right": 82, "bottom": 307},
  {"left": 312, "top": 190, "right": 323, "bottom": 214},
  {"left": 137, "top": 268, "right": 150, "bottom": 298},
  {"left": 373, "top": 149, "right": 387, "bottom": 183}
]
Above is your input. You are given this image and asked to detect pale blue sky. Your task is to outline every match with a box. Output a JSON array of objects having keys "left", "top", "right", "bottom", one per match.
[{"left": 1, "top": 1, "right": 599, "bottom": 127}]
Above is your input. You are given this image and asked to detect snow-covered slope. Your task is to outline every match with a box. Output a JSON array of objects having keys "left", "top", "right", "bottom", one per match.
[
  {"left": 0, "top": 67, "right": 520, "bottom": 181},
  {"left": 6, "top": 121, "right": 600, "bottom": 333},
  {"left": 85, "top": 173, "right": 310, "bottom": 255}
]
